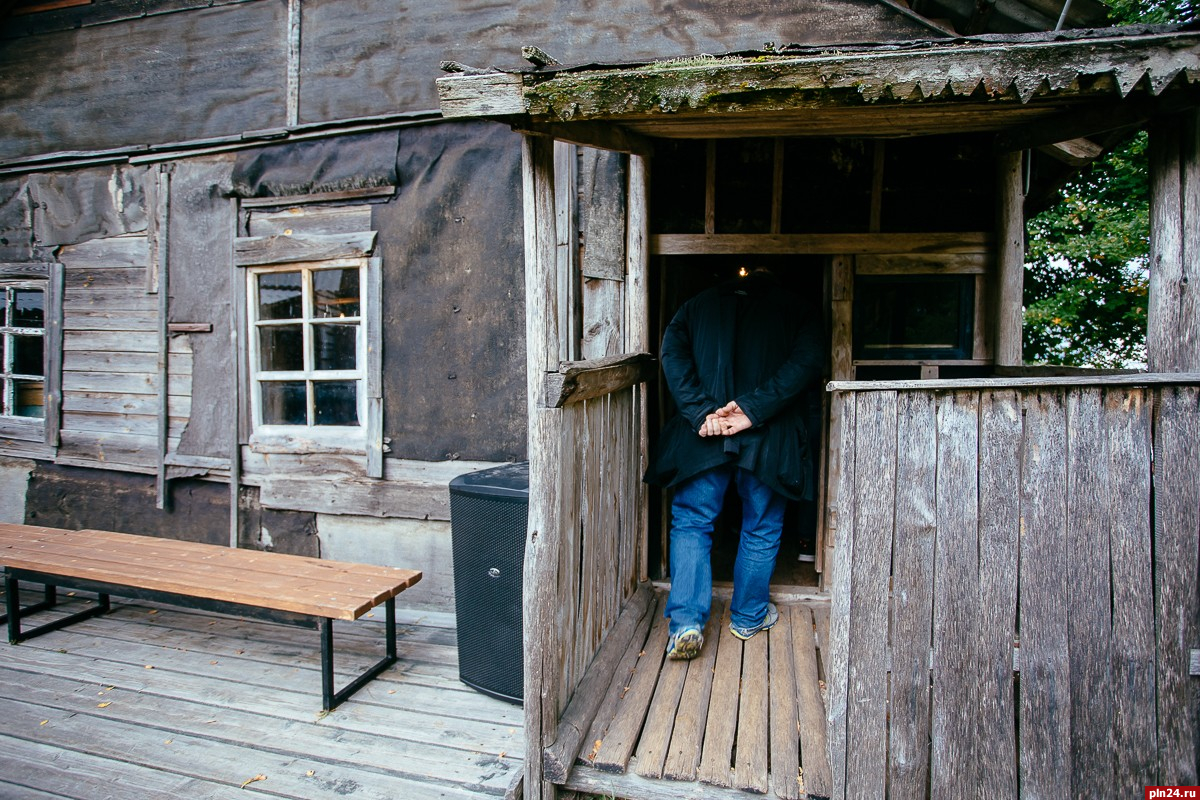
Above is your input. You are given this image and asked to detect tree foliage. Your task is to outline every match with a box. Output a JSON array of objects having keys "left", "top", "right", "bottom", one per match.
[
  {"left": 1022, "top": 0, "right": 1193, "bottom": 367},
  {"left": 1023, "top": 133, "right": 1150, "bottom": 367}
]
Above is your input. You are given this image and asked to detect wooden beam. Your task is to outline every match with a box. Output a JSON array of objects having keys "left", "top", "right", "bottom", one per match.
[
  {"left": 436, "top": 71, "right": 527, "bottom": 118},
  {"left": 995, "top": 151, "right": 1025, "bottom": 367},
  {"left": 1037, "top": 137, "right": 1105, "bottom": 167},
  {"left": 233, "top": 231, "right": 377, "bottom": 267},
  {"left": 826, "top": 372, "right": 1200, "bottom": 392},
  {"left": 652, "top": 232, "right": 991, "bottom": 256},
  {"left": 512, "top": 121, "right": 654, "bottom": 157},
  {"left": 541, "top": 353, "right": 656, "bottom": 408}
]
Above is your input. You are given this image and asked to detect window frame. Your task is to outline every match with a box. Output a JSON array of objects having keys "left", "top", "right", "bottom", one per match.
[
  {"left": 246, "top": 257, "right": 370, "bottom": 450},
  {"left": 0, "top": 280, "right": 48, "bottom": 419},
  {"left": 0, "top": 262, "right": 63, "bottom": 458}
]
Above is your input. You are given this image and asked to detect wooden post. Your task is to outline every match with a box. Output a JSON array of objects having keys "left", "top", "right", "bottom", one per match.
[
  {"left": 1149, "top": 112, "right": 1200, "bottom": 372},
  {"left": 627, "top": 154, "right": 650, "bottom": 582},
  {"left": 155, "top": 166, "right": 172, "bottom": 510},
  {"left": 995, "top": 150, "right": 1025, "bottom": 367},
  {"left": 522, "top": 133, "right": 562, "bottom": 800}
]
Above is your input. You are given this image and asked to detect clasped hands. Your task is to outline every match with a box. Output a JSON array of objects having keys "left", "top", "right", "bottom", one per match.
[{"left": 698, "top": 401, "right": 752, "bottom": 438}]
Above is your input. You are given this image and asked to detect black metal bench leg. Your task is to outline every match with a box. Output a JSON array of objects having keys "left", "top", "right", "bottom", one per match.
[
  {"left": 4, "top": 572, "right": 110, "bottom": 645},
  {"left": 319, "top": 597, "right": 399, "bottom": 712}
]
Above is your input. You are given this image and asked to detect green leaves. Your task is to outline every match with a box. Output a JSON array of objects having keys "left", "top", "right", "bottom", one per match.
[{"left": 1023, "top": 132, "right": 1150, "bottom": 367}]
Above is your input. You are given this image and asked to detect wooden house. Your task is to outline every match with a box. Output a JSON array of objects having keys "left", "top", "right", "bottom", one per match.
[
  {"left": 436, "top": 21, "right": 1200, "bottom": 800},
  {"left": 1, "top": 0, "right": 1197, "bottom": 798}
]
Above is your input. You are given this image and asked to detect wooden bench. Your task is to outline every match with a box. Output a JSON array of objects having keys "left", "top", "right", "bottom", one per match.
[{"left": 0, "top": 523, "right": 422, "bottom": 711}]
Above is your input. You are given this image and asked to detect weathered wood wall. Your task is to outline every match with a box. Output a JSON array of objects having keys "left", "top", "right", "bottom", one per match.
[
  {"left": 56, "top": 235, "right": 184, "bottom": 473},
  {"left": 0, "top": 0, "right": 943, "bottom": 162},
  {"left": 826, "top": 379, "right": 1200, "bottom": 799}
]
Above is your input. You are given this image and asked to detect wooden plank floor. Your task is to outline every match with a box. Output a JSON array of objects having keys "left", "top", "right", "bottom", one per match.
[
  {"left": 566, "top": 594, "right": 833, "bottom": 800},
  {"left": 0, "top": 592, "right": 523, "bottom": 799}
]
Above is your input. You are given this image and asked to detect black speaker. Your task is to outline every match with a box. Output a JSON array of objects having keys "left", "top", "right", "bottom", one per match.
[{"left": 448, "top": 462, "right": 528, "bottom": 705}]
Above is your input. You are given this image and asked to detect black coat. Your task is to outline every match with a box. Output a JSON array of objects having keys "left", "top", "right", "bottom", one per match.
[{"left": 645, "top": 273, "right": 824, "bottom": 501}]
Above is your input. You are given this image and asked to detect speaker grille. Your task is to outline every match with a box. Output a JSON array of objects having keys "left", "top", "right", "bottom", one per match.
[{"left": 449, "top": 481, "right": 527, "bottom": 705}]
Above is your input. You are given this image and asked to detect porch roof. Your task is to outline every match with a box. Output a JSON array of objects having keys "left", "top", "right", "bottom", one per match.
[{"left": 437, "top": 25, "right": 1200, "bottom": 145}]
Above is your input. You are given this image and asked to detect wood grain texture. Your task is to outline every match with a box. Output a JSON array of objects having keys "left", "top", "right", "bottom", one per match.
[
  {"left": 1065, "top": 388, "right": 1116, "bottom": 797},
  {"left": 769, "top": 613, "right": 801, "bottom": 800},
  {"left": 1105, "top": 388, "right": 1157, "bottom": 795},
  {"left": 975, "top": 390, "right": 1021, "bottom": 799},
  {"left": 1153, "top": 386, "right": 1200, "bottom": 784},
  {"left": 661, "top": 598, "right": 724, "bottom": 782},
  {"left": 544, "top": 584, "right": 653, "bottom": 783},
  {"left": 995, "top": 150, "right": 1024, "bottom": 367},
  {"left": 824, "top": 391, "right": 856, "bottom": 800},
  {"left": 591, "top": 609, "right": 669, "bottom": 773},
  {"left": 734, "top": 631, "right": 770, "bottom": 794},
  {"left": 698, "top": 612, "right": 744, "bottom": 787},
  {"left": 887, "top": 390, "right": 936, "bottom": 800},
  {"left": 844, "top": 390, "right": 895, "bottom": 800},
  {"left": 930, "top": 392, "right": 981, "bottom": 798},
  {"left": 232, "top": 230, "right": 376, "bottom": 266},
  {"left": 1018, "top": 391, "right": 1072, "bottom": 798},
  {"left": 794, "top": 606, "right": 832, "bottom": 800},
  {"left": 0, "top": 523, "right": 420, "bottom": 620}
]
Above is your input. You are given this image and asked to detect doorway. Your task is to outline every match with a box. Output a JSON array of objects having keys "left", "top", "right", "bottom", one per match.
[{"left": 649, "top": 252, "right": 828, "bottom": 591}]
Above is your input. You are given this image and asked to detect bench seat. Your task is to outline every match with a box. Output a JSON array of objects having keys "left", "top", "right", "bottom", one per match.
[{"left": 0, "top": 523, "right": 422, "bottom": 711}]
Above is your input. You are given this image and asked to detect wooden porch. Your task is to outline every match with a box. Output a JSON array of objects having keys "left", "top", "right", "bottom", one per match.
[
  {"left": 0, "top": 593, "right": 523, "bottom": 799},
  {"left": 559, "top": 593, "right": 833, "bottom": 800}
]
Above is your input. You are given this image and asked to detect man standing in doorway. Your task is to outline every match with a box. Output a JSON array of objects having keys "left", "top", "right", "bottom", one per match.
[{"left": 646, "top": 267, "right": 823, "bottom": 660}]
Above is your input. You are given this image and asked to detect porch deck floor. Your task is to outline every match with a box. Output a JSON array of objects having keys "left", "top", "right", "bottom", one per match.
[
  {"left": 0, "top": 593, "right": 523, "bottom": 799},
  {"left": 565, "top": 593, "right": 833, "bottom": 800}
]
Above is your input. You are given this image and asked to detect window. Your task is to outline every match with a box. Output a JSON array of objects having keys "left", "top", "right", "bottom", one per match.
[
  {"left": 248, "top": 259, "right": 366, "bottom": 432},
  {"left": 853, "top": 274, "right": 975, "bottom": 361},
  {"left": 1, "top": 282, "right": 46, "bottom": 419}
]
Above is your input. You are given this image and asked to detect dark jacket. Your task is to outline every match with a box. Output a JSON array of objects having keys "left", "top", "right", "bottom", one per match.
[{"left": 645, "top": 272, "right": 824, "bottom": 500}]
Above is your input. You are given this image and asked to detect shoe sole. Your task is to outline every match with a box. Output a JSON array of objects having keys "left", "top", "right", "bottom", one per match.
[{"left": 667, "top": 630, "right": 703, "bottom": 660}]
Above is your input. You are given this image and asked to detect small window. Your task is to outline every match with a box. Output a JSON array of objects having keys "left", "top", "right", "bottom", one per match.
[
  {"left": 248, "top": 260, "right": 365, "bottom": 430},
  {"left": 1, "top": 283, "right": 46, "bottom": 419},
  {"left": 854, "top": 275, "right": 974, "bottom": 360}
]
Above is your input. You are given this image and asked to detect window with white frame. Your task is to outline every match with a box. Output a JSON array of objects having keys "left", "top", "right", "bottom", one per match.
[
  {"left": 248, "top": 259, "right": 366, "bottom": 431},
  {"left": 1, "top": 281, "right": 46, "bottom": 419}
]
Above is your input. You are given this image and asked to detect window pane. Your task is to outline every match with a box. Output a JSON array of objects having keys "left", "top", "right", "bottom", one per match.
[
  {"left": 258, "top": 325, "right": 304, "bottom": 371},
  {"left": 13, "top": 334, "right": 43, "bottom": 376},
  {"left": 313, "top": 268, "right": 360, "bottom": 318},
  {"left": 261, "top": 381, "right": 307, "bottom": 425},
  {"left": 313, "top": 381, "right": 358, "bottom": 426},
  {"left": 257, "top": 272, "right": 303, "bottom": 320},
  {"left": 13, "top": 289, "right": 44, "bottom": 328},
  {"left": 312, "top": 323, "right": 358, "bottom": 371},
  {"left": 14, "top": 379, "right": 43, "bottom": 418}
]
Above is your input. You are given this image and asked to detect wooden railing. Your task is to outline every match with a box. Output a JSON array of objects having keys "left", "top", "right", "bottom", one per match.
[{"left": 824, "top": 375, "right": 1200, "bottom": 799}]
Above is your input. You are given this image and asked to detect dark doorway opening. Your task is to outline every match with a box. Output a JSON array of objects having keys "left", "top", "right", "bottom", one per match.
[{"left": 649, "top": 253, "right": 827, "bottom": 591}]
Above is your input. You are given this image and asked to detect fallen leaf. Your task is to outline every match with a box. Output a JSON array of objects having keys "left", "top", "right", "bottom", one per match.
[
  {"left": 148, "top": 609, "right": 158, "bottom": 615},
  {"left": 305, "top": 770, "right": 315, "bottom": 777},
  {"left": 588, "top": 739, "right": 602, "bottom": 760},
  {"left": 97, "top": 702, "right": 111, "bottom": 708},
  {"left": 164, "top": 739, "right": 173, "bottom": 745},
  {"left": 387, "top": 689, "right": 396, "bottom": 695},
  {"left": 144, "top": 665, "right": 154, "bottom": 670},
  {"left": 66, "top": 592, "right": 76, "bottom": 597},
  {"left": 498, "top": 751, "right": 506, "bottom": 759},
  {"left": 39, "top": 720, "right": 48, "bottom": 726},
  {"left": 240, "top": 774, "right": 267, "bottom": 789}
]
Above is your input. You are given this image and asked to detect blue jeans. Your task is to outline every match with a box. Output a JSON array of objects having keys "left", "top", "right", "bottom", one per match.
[{"left": 665, "top": 465, "right": 787, "bottom": 635}]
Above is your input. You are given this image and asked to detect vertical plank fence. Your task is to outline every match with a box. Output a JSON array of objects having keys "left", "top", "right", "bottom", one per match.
[{"left": 826, "top": 377, "right": 1200, "bottom": 799}]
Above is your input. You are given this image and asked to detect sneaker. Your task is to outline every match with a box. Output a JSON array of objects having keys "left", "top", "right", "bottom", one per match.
[
  {"left": 730, "top": 602, "right": 779, "bottom": 641},
  {"left": 666, "top": 626, "right": 704, "bottom": 660}
]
